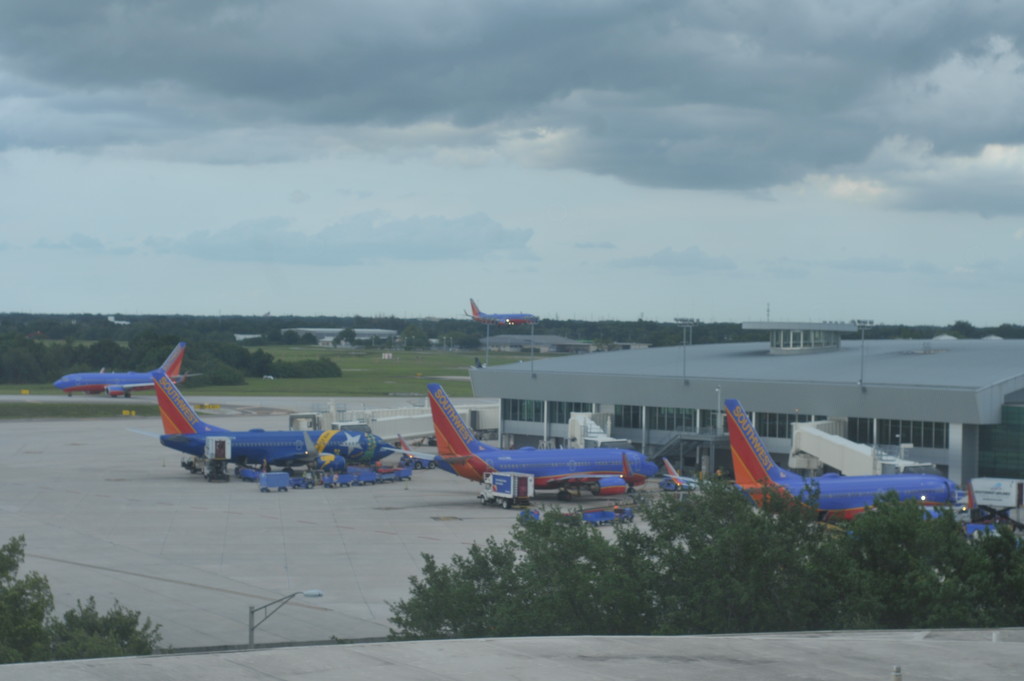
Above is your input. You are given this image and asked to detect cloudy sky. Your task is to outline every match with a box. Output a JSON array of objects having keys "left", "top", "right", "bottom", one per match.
[{"left": 2, "top": 1, "right": 1023, "bottom": 326}]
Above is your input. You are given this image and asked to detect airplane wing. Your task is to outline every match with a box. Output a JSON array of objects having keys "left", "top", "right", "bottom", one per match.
[{"left": 395, "top": 434, "right": 441, "bottom": 465}]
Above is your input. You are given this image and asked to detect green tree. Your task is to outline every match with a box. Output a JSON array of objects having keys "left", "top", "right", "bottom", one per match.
[
  {"left": 0, "top": 535, "right": 162, "bottom": 663},
  {"left": 390, "top": 485, "right": 1024, "bottom": 641},
  {"left": 0, "top": 536, "right": 53, "bottom": 664},
  {"left": 400, "top": 324, "right": 430, "bottom": 350},
  {"left": 334, "top": 329, "right": 356, "bottom": 347},
  {"left": 834, "top": 493, "right": 1024, "bottom": 628},
  {"left": 47, "top": 597, "right": 162, "bottom": 660},
  {"left": 639, "top": 481, "right": 844, "bottom": 634}
]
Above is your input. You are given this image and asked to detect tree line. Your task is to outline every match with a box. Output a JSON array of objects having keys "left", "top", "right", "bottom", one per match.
[
  {"left": 389, "top": 483, "right": 1024, "bottom": 639},
  {"left": 0, "top": 331, "right": 341, "bottom": 386},
  {"left": 2, "top": 312, "right": 1021, "bottom": 385}
]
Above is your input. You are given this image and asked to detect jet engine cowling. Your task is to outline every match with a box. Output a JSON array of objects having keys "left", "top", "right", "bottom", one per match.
[{"left": 591, "top": 476, "right": 628, "bottom": 496}]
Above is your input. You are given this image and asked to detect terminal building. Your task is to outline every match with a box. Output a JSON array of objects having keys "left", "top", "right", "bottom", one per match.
[{"left": 468, "top": 322, "right": 1024, "bottom": 486}]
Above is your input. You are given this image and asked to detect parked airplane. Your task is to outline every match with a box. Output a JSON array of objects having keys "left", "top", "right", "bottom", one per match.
[
  {"left": 426, "top": 382, "right": 658, "bottom": 499},
  {"left": 466, "top": 299, "right": 538, "bottom": 326},
  {"left": 660, "top": 458, "right": 699, "bottom": 492},
  {"left": 724, "top": 398, "right": 958, "bottom": 521},
  {"left": 151, "top": 369, "right": 402, "bottom": 471},
  {"left": 53, "top": 342, "right": 187, "bottom": 397}
]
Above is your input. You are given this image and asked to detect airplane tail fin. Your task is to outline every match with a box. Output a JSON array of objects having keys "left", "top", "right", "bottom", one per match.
[
  {"left": 426, "top": 383, "right": 494, "bottom": 480},
  {"left": 151, "top": 369, "right": 223, "bottom": 436},
  {"left": 427, "top": 383, "right": 492, "bottom": 455},
  {"left": 159, "top": 342, "right": 187, "bottom": 379},
  {"left": 723, "top": 398, "right": 792, "bottom": 487},
  {"left": 469, "top": 299, "right": 481, "bottom": 320}
]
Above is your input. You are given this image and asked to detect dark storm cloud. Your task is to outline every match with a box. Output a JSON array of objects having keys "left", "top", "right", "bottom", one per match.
[{"left": 2, "top": 1, "right": 1023, "bottom": 207}]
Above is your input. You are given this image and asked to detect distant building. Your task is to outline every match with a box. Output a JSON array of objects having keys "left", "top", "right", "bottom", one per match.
[{"left": 482, "top": 334, "right": 590, "bottom": 354}]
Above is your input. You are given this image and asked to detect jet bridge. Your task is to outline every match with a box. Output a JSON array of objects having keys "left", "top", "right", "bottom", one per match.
[
  {"left": 789, "top": 421, "right": 934, "bottom": 476},
  {"left": 567, "top": 412, "right": 631, "bottom": 449}
]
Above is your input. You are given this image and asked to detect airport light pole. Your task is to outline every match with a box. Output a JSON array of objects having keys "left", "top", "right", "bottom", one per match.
[
  {"left": 854, "top": 319, "right": 874, "bottom": 390},
  {"left": 715, "top": 385, "right": 721, "bottom": 435},
  {"left": 248, "top": 589, "right": 323, "bottom": 649},
  {"left": 675, "top": 318, "right": 700, "bottom": 385}
]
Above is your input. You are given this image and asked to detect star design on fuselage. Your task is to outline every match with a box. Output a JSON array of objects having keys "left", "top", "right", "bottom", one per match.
[{"left": 342, "top": 432, "right": 364, "bottom": 453}]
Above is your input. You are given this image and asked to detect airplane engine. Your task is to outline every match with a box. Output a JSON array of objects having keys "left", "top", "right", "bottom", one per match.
[
  {"left": 105, "top": 385, "right": 126, "bottom": 397},
  {"left": 592, "top": 476, "right": 628, "bottom": 496}
]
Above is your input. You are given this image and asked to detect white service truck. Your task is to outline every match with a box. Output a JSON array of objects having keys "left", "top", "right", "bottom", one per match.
[{"left": 479, "top": 471, "right": 535, "bottom": 509}]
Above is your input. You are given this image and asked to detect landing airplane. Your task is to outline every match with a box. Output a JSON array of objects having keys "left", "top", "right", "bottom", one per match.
[
  {"left": 725, "top": 398, "right": 959, "bottom": 521},
  {"left": 659, "top": 458, "right": 699, "bottom": 492},
  {"left": 151, "top": 369, "right": 402, "bottom": 471},
  {"left": 53, "top": 342, "right": 187, "bottom": 397},
  {"left": 466, "top": 299, "right": 538, "bottom": 326},
  {"left": 426, "top": 382, "right": 658, "bottom": 499}
]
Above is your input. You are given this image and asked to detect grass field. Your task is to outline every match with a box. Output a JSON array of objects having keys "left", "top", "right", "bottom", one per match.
[{"left": 2, "top": 348, "right": 540, "bottom": 399}]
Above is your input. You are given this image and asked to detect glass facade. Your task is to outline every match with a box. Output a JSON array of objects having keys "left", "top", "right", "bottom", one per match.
[
  {"left": 501, "top": 398, "right": 544, "bottom": 423},
  {"left": 769, "top": 329, "right": 841, "bottom": 351},
  {"left": 847, "top": 417, "right": 949, "bottom": 449},
  {"left": 646, "top": 406, "right": 697, "bottom": 432},
  {"left": 614, "top": 404, "right": 644, "bottom": 429},
  {"left": 549, "top": 400, "right": 594, "bottom": 423},
  {"left": 753, "top": 411, "right": 823, "bottom": 438},
  {"left": 979, "top": 405, "right": 1024, "bottom": 478}
]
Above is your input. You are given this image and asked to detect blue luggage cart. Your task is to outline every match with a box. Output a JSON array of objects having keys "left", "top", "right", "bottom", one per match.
[{"left": 259, "top": 472, "right": 289, "bottom": 492}]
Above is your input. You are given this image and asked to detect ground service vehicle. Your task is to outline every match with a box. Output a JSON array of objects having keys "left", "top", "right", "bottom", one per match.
[{"left": 479, "top": 471, "right": 534, "bottom": 509}]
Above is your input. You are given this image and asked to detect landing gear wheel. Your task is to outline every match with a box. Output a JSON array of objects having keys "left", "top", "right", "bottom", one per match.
[{"left": 557, "top": 489, "right": 572, "bottom": 502}]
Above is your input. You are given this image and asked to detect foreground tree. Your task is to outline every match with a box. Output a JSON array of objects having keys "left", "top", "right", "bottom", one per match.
[
  {"left": 389, "top": 484, "right": 1024, "bottom": 640},
  {"left": 48, "top": 597, "right": 162, "bottom": 660},
  {"left": 0, "top": 536, "right": 162, "bottom": 663},
  {"left": 0, "top": 536, "right": 53, "bottom": 663}
]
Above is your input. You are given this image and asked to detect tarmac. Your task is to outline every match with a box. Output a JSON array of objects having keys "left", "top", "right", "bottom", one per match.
[
  {"left": 0, "top": 392, "right": 616, "bottom": 650},
  {"left": 1, "top": 393, "right": 1022, "bottom": 679}
]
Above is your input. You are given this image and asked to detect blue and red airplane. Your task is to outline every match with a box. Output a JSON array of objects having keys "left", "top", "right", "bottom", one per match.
[
  {"left": 54, "top": 342, "right": 187, "bottom": 397},
  {"left": 151, "top": 368, "right": 403, "bottom": 471},
  {"left": 659, "top": 458, "right": 699, "bottom": 492},
  {"left": 466, "top": 299, "right": 538, "bottom": 326},
  {"left": 425, "top": 382, "right": 657, "bottom": 499},
  {"left": 725, "top": 397, "right": 958, "bottom": 521}
]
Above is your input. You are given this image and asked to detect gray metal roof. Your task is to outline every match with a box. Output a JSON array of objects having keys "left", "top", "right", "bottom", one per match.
[
  {"left": 479, "top": 338, "right": 1024, "bottom": 388},
  {"left": 470, "top": 338, "right": 1024, "bottom": 423},
  {"left": 3, "top": 629, "right": 1022, "bottom": 680},
  {"left": 484, "top": 334, "right": 588, "bottom": 347}
]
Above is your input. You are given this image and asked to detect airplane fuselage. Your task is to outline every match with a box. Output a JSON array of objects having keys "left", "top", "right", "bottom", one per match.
[
  {"left": 433, "top": 447, "right": 658, "bottom": 488},
  {"left": 790, "top": 473, "right": 959, "bottom": 520},
  {"left": 739, "top": 469, "right": 959, "bottom": 520},
  {"left": 159, "top": 429, "right": 395, "bottom": 469},
  {"left": 54, "top": 371, "right": 159, "bottom": 396}
]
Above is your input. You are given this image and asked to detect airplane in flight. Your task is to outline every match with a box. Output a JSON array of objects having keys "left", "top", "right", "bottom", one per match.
[
  {"left": 426, "top": 382, "right": 658, "bottom": 500},
  {"left": 466, "top": 299, "right": 539, "bottom": 326},
  {"left": 724, "top": 398, "right": 959, "bottom": 521},
  {"left": 659, "top": 458, "right": 699, "bottom": 492},
  {"left": 53, "top": 341, "right": 188, "bottom": 397},
  {"left": 151, "top": 369, "right": 403, "bottom": 471}
]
